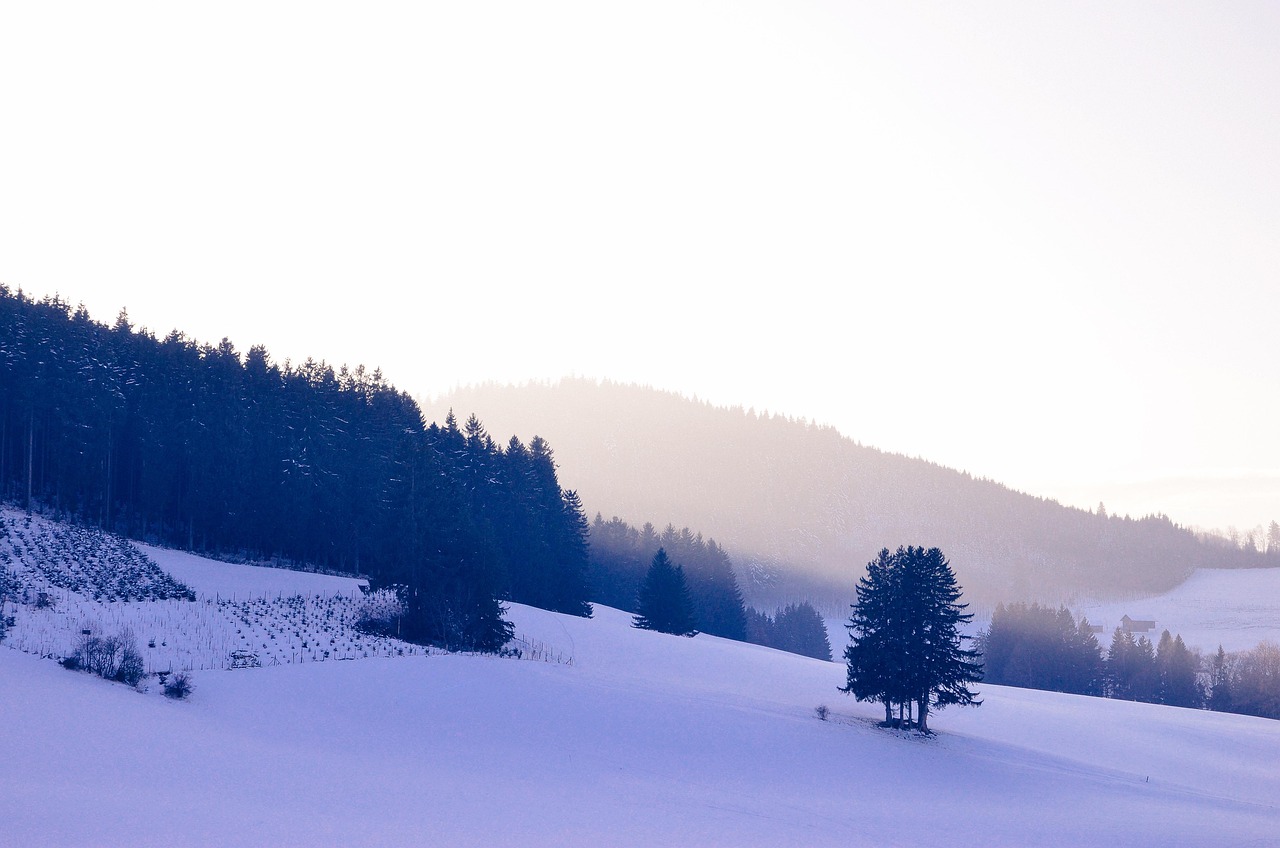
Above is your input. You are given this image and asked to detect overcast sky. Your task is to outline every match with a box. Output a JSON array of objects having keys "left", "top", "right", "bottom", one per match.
[{"left": 2, "top": 1, "right": 1276, "bottom": 533}]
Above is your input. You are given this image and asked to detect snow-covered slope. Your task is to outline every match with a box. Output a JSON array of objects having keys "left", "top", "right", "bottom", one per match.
[
  {"left": 137, "top": 543, "right": 368, "bottom": 600},
  {"left": 4, "top": 544, "right": 1280, "bottom": 847},
  {"left": 1076, "top": 567, "right": 1280, "bottom": 652},
  {"left": 0, "top": 509, "right": 414, "bottom": 672}
]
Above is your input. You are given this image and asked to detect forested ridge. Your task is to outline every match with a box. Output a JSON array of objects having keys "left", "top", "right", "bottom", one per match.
[
  {"left": 0, "top": 287, "right": 590, "bottom": 649},
  {"left": 427, "top": 379, "right": 1276, "bottom": 609}
]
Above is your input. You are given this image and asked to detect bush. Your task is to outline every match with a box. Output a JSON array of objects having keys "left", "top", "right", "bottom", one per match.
[
  {"left": 115, "top": 639, "right": 146, "bottom": 687},
  {"left": 164, "top": 671, "right": 194, "bottom": 700},
  {"left": 67, "top": 629, "right": 146, "bottom": 686},
  {"left": 355, "top": 587, "right": 405, "bottom": 636}
]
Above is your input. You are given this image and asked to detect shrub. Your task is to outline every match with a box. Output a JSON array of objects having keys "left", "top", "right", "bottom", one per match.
[
  {"left": 115, "top": 639, "right": 146, "bottom": 687},
  {"left": 164, "top": 671, "right": 194, "bottom": 700},
  {"left": 355, "top": 587, "right": 405, "bottom": 636},
  {"left": 68, "top": 629, "right": 146, "bottom": 686}
]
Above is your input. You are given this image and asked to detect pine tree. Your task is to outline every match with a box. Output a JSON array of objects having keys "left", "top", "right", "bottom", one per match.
[
  {"left": 1157, "top": 630, "right": 1203, "bottom": 708},
  {"left": 979, "top": 603, "right": 1103, "bottom": 696},
  {"left": 633, "top": 548, "right": 697, "bottom": 637},
  {"left": 1107, "top": 628, "right": 1159, "bottom": 703},
  {"left": 841, "top": 548, "right": 904, "bottom": 724},
  {"left": 1208, "top": 645, "right": 1233, "bottom": 712},
  {"left": 842, "top": 546, "right": 981, "bottom": 732},
  {"left": 774, "top": 602, "right": 832, "bottom": 661}
]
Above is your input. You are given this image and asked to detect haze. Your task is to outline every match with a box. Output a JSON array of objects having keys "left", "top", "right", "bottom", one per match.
[{"left": 2, "top": 1, "right": 1276, "bottom": 532}]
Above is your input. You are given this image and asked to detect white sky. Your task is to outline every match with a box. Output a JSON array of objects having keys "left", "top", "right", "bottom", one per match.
[{"left": 2, "top": 1, "right": 1277, "bottom": 533}]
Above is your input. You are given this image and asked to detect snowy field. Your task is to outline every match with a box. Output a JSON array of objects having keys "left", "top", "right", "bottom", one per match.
[
  {"left": 137, "top": 543, "right": 368, "bottom": 600},
  {"left": 1075, "top": 567, "right": 1280, "bottom": 652},
  {"left": 1, "top": 510, "right": 416, "bottom": 672},
  {"left": 4, "top": 543, "right": 1280, "bottom": 846}
]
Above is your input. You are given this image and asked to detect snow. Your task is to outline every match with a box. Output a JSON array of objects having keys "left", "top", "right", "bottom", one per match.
[
  {"left": 136, "top": 543, "right": 368, "bottom": 600},
  {"left": 4, "top": 545, "right": 1280, "bottom": 846},
  {"left": 0, "top": 517, "right": 413, "bottom": 672},
  {"left": 1076, "top": 567, "right": 1280, "bottom": 652}
]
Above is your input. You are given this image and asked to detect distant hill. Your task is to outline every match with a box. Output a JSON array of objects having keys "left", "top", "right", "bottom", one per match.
[{"left": 423, "top": 379, "right": 1272, "bottom": 611}]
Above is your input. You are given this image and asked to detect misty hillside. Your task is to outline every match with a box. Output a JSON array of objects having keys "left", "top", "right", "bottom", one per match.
[{"left": 424, "top": 379, "right": 1271, "bottom": 611}]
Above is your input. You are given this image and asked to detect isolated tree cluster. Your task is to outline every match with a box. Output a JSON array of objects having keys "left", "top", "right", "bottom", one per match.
[
  {"left": 842, "top": 546, "right": 982, "bottom": 733},
  {"left": 0, "top": 287, "right": 596, "bottom": 653}
]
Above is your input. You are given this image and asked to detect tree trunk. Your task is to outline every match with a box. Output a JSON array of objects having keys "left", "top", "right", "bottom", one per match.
[
  {"left": 917, "top": 696, "right": 930, "bottom": 734},
  {"left": 26, "top": 409, "right": 34, "bottom": 511}
]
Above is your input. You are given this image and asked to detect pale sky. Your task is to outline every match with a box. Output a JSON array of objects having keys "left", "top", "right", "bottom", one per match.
[{"left": 2, "top": 1, "right": 1277, "bottom": 533}]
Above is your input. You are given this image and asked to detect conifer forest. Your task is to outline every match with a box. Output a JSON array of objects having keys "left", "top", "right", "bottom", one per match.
[{"left": 0, "top": 286, "right": 590, "bottom": 650}]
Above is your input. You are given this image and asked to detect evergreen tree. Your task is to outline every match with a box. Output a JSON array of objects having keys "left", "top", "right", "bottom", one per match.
[
  {"left": 842, "top": 548, "right": 908, "bottom": 724},
  {"left": 1107, "top": 628, "right": 1160, "bottom": 703},
  {"left": 745, "top": 602, "right": 832, "bottom": 660},
  {"left": 588, "top": 515, "right": 747, "bottom": 637},
  {"left": 0, "top": 288, "right": 621, "bottom": 654},
  {"left": 773, "top": 602, "right": 832, "bottom": 661},
  {"left": 1072, "top": 618, "right": 1106, "bottom": 696},
  {"left": 1157, "top": 630, "right": 1203, "bottom": 708},
  {"left": 979, "top": 603, "right": 1103, "bottom": 696},
  {"left": 633, "top": 548, "right": 697, "bottom": 636},
  {"left": 842, "top": 546, "right": 982, "bottom": 731},
  {"left": 744, "top": 606, "right": 776, "bottom": 647},
  {"left": 1208, "top": 645, "right": 1233, "bottom": 712}
]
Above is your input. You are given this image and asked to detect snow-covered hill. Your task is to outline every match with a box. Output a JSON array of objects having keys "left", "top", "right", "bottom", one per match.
[
  {"left": 4, "top": 536, "right": 1280, "bottom": 846},
  {"left": 1076, "top": 567, "right": 1280, "bottom": 652},
  {"left": 0, "top": 508, "right": 418, "bottom": 672}
]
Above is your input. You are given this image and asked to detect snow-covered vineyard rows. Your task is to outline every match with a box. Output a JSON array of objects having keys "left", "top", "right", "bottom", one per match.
[
  {"left": 0, "top": 507, "right": 191, "bottom": 602},
  {"left": 3, "top": 590, "right": 427, "bottom": 672},
  {"left": 0, "top": 507, "right": 425, "bottom": 672}
]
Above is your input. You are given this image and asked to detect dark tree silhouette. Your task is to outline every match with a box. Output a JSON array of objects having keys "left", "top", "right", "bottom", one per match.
[
  {"left": 745, "top": 601, "right": 832, "bottom": 661},
  {"left": 1156, "top": 630, "right": 1203, "bottom": 708},
  {"left": 979, "top": 602, "right": 1104, "bottom": 696},
  {"left": 589, "top": 514, "right": 746, "bottom": 639},
  {"left": 842, "top": 546, "right": 982, "bottom": 732},
  {"left": 0, "top": 286, "right": 596, "bottom": 653},
  {"left": 633, "top": 548, "right": 697, "bottom": 637},
  {"left": 1106, "top": 629, "right": 1159, "bottom": 703}
]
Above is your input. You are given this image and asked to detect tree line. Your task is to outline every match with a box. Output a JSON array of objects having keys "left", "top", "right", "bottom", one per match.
[
  {"left": 745, "top": 602, "right": 831, "bottom": 661},
  {"left": 978, "top": 601, "right": 1280, "bottom": 719},
  {"left": 0, "top": 287, "right": 593, "bottom": 651},
  {"left": 588, "top": 516, "right": 748, "bottom": 641}
]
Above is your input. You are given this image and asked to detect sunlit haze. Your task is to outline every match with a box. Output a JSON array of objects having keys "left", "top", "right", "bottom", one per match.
[{"left": 2, "top": 1, "right": 1276, "bottom": 532}]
